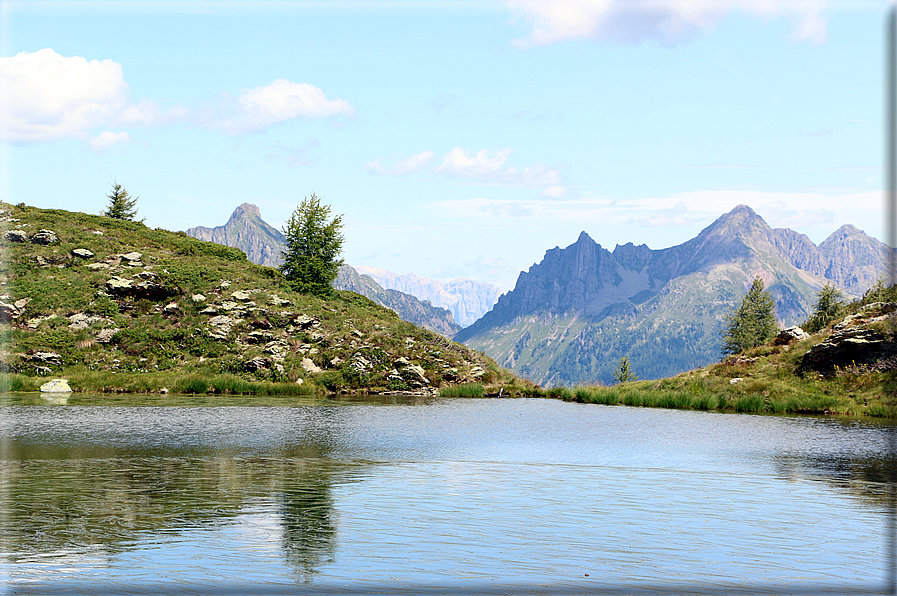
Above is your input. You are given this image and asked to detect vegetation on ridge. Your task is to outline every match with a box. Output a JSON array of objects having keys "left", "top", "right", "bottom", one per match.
[{"left": 0, "top": 201, "right": 532, "bottom": 396}]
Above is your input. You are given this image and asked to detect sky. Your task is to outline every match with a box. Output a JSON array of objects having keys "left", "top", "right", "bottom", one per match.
[{"left": 0, "top": 0, "right": 890, "bottom": 291}]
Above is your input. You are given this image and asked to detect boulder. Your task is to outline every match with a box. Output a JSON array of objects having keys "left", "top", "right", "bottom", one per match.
[
  {"left": 191, "top": 294, "right": 206, "bottom": 302},
  {"left": 301, "top": 357, "right": 322, "bottom": 374},
  {"left": 243, "top": 357, "right": 270, "bottom": 372},
  {"left": 30, "top": 229, "right": 58, "bottom": 245},
  {"left": 86, "top": 262, "right": 111, "bottom": 270},
  {"left": 4, "top": 230, "right": 27, "bottom": 242},
  {"left": 71, "top": 248, "right": 95, "bottom": 259},
  {"left": 231, "top": 290, "right": 252, "bottom": 301},
  {"left": 40, "top": 379, "right": 72, "bottom": 393},
  {"left": 31, "top": 352, "right": 62, "bottom": 366},
  {"left": 163, "top": 302, "right": 179, "bottom": 314},
  {"left": 269, "top": 294, "right": 292, "bottom": 306},
  {"left": 800, "top": 327, "right": 897, "bottom": 374},
  {"left": 0, "top": 301, "right": 19, "bottom": 321},
  {"left": 394, "top": 357, "right": 430, "bottom": 387},
  {"left": 105, "top": 276, "right": 133, "bottom": 294},
  {"left": 774, "top": 326, "right": 810, "bottom": 346},
  {"left": 121, "top": 252, "right": 143, "bottom": 262},
  {"left": 208, "top": 315, "right": 238, "bottom": 339},
  {"left": 96, "top": 328, "right": 120, "bottom": 343},
  {"left": 293, "top": 315, "right": 319, "bottom": 330}
]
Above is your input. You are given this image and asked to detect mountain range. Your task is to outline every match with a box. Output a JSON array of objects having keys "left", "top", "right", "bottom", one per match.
[
  {"left": 356, "top": 267, "right": 500, "bottom": 327},
  {"left": 454, "top": 205, "right": 892, "bottom": 386}
]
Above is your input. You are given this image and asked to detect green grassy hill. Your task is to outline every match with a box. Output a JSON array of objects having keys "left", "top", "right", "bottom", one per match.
[{"left": 0, "top": 202, "right": 530, "bottom": 396}]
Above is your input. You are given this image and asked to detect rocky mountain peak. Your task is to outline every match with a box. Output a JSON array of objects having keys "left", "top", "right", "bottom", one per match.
[{"left": 230, "top": 203, "right": 262, "bottom": 221}]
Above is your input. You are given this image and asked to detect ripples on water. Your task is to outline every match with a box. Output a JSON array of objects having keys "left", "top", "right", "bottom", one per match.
[{"left": 0, "top": 394, "right": 893, "bottom": 594}]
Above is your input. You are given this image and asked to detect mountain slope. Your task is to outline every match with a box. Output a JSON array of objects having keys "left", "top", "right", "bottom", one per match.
[
  {"left": 356, "top": 267, "right": 500, "bottom": 328},
  {"left": 333, "top": 265, "right": 461, "bottom": 336},
  {"left": 456, "top": 205, "right": 892, "bottom": 386},
  {"left": 185, "top": 203, "right": 285, "bottom": 267}
]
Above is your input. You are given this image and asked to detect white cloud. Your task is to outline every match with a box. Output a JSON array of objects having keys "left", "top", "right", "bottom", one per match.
[
  {"left": 435, "top": 147, "right": 562, "bottom": 187},
  {"left": 218, "top": 79, "right": 355, "bottom": 134},
  {"left": 88, "top": 130, "right": 131, "bottom": 153},
  {"left": 0, "top": 48, "right": 181, "bottom": 143},
  {"left": 507, "top": 0, "right": 828, "bottom": 47},
  {"left": 365, "top": 151, "right": 435, "bottom": 176}
]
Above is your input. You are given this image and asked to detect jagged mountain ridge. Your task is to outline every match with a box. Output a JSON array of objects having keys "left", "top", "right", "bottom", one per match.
[
  {"left": 333, "top": 265, "right": 461, "bottom": 336},
  {"left": 455, "top": 205, "right": 893, "bottom": 386},
  {"left": 184, "top": 203, "right": 461, "bottom": 336},
  {"left": 356, "top": 267, "right": 500, "bottom": 328},
  {"left": 185, "top": 203, "right": 285, "bottom": 268}
]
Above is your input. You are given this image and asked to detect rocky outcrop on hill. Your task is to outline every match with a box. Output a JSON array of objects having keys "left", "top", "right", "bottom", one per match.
[
  {"left": 799, "top": 303, "right": 897, "bottom": 375},
  {"left": 186, "top": 203, "right": 285, "bottom": 267},
  {"left": 457, "top": 205, "right": 893, "bottom": 386},
  {"left": 333, "top": 265, "right": 461, "bottom": 336}
]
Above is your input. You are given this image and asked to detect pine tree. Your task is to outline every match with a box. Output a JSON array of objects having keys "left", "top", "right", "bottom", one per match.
[
  {"left": 803, "top": 283, "right": 844, "bottom": 333},
  {"left": 722, "top": 277, "right": 778, "bottom": 355},
  {"left": 102, "top": 181, "right": 139, "bottom": 221},
  {"left": 280, "top": 193, "right": 344, "bottom": 296},
  {"left": 613, "top": 356, "right": 638, "bottom": 384}
]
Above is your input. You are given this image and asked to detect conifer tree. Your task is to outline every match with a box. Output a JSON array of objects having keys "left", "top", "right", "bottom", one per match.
[
  {"left": 102, "top": 181, "right": 139, "bottom": 221},
  {"left": 280, "top": 193, "right": 344, "bottom": 296},
  {"left": 613, "top": 356, "right": 638, "bottom": 384},
  {"left": 803, "top": 283, "right": 844, "bottom": 333},
  {"left": 722, "top": 277, "right": 778, "bottom": 355}
]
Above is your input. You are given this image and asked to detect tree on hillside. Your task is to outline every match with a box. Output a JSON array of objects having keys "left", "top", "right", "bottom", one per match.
[
  {"left": 280, "top": 193, "right": 344, "bottom": 296},
  {"left": 613, "top": 356, "right": 638, "bottom": 384},
  {"left": 803, "top": 283, "right": 844, "bottom": 333},
  {"left": 102, "top": 181, "right": 139, "bottom": 221},
  {"left": 722, "top": 277, "right": 778, "bottom": 355}
]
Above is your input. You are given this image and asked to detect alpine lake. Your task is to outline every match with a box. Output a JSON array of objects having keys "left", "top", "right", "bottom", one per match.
[{"left": 1, "top": 392, "right": 895, "bottom": 595}]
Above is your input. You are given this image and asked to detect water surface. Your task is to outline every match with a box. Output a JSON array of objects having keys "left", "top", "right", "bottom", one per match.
[{"left": 1, "top": 393, "right": 893, "bottom": 594}]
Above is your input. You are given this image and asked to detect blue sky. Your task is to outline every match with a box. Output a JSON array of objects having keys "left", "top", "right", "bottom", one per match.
[{"left": 0, "top": 0, "right": 888, "bottom": 290}]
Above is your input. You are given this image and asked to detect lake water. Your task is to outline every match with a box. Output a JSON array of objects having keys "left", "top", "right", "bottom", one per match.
[{"left": 1, "top": 393, "right": 895, "bottom": 595}]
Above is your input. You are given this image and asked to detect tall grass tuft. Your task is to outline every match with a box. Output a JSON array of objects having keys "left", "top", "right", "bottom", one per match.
[
  {"left": 734, "top": 394, "right": 766, "bottom": 412},
  {"left": 439, "top": 383, "right": 485, "bottom": 398}
]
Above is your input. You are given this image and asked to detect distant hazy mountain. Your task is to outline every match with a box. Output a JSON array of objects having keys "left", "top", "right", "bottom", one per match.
[
  {"left": 185, "top": 203, "right": 286, "bottom": 268},
  {"left": 455, "top": 205, "right": 893, "bottom": 387},
  {"left": 333, "top": 265, "right": 461, "bottom": 336},
  {"left": 185, "top": 203, "right": 461, "bottom": 336},
  {"left": 356, "top": 267, "right": 501, "bottom": 328}
]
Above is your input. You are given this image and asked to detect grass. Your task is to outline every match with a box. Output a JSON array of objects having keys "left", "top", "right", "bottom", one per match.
[{"left": 439, "top": 383, "right": 484, "bottom": 397}]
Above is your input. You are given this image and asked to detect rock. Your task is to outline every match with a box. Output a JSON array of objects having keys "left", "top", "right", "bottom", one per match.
[
  {"left": 27, "top": 314, "right": 58, "bottom": 329},
  {"left": 219, "top": 301, "right": 240, "bottom": 311},
  {"left": 231, "top": 290, "right": 252, "bottom": 301},
  {"left": 68, "top": 313, "right": 109, "bottom": 330},
  {"left": 774, "top": 326, "right": 810, "bottom": 346},
  {"left": 40, "top": 379, "right": 72, "bottom": 393},
  {"left": 293, "top": 315, "right": 319, "bottom": 330},
  {"left": 0, "top": 301, "right": 19, "bottom": 321},
  {"left": 71, "top": 248, "right": 95, "bottom": 259},
  {"left": 264, "top": 340, "right": 290, "bottom": 362},
  {"left": 220, "top": 280, "right": 231, "bottom": 289},
  {"left": 96, "top": 328, "right": 120, "bottom": 343},
  {"left": 105, "top": 276, "right": 133, "bottom": 294},
  {"left": 295, "top": 378, "right": 305, "bottom": 386},
  {"left": 200, "top": 306, "right": 218, "bottom": 315},
  {"left": 800, "top": 327, "right": 897, "bottom": 374},
  {"left": 244, "top": 357, "right": 269, "bottom": 372},
  {"left": 86, "top": 262, "right": 111, "bottom": 270},
  {"left": 160, "top": 387, "right": 169, "bottom": 394},
  {"left": 4, "top": 230, "right": 27, "bottom": 242},
  {"left": 30, "top": 229, "right": 58, "bottom": 244},
  {"left": 31, "top": 352, "right": 62, "bottom": 366},
  {"left": 246, "top": 330, "right": 273, "bottom": 344},
  {"left": 14, "top": 298, "right": 30, "bottom": 310},
  {"left": 208, "top": 315, "right": 238, "bottom": 339},
  {"left": 191, "top": 294, "right": 206, "bottom": 302},
  {"left": 93, "top": 230, "right": 104, "bottom": 236},
  {"left": 729, "top": 377, "right": 744, "bottom": 384},
  {"left": 301, "top": 357, "right": 322, "bottom": 374},
  {"left": 350, "top": 355, "right": 371, "bottom": 372},
  {"left": 121, "top": 251, "right": 143, "bottom": 262},
  {"left": 269, "top": 294, "right": 292, "bottom": 306},
  {"left": 163, "top": 302, "right": 179, "bottom": 314},
  {"left": 394, "top": 357, "right": 430, "bottom": 387},
  {"left": 33, "top": 366, "right": 53, "bottom": 376}
]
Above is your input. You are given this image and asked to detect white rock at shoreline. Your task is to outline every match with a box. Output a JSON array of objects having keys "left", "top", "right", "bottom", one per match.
[{"left": 40, "top": 379, "right": 72, "bottom": 393}]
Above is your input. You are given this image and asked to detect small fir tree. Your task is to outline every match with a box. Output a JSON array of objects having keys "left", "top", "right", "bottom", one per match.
[
  {"left": 280, "top": 193, "right": 344, "bottom": 296},
  {"left": 803, "top": 283, "right": 844, "bottom": 333},
  {"left": 722, "top": 277, "right": 778, "bottom": 356},
  {"left": 102, "top": 181, "right": 139, "bottom": 221},
  {"left": 613, "top": 356, "right": 638, "bottom": 384}
]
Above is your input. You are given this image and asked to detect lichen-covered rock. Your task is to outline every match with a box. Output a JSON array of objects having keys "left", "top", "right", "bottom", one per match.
[
  {"left": 394, "top": 357, "right": 430, "bottom": 387},
  {"left": 96, "top": 328, "right": 120, "bottom": 343},
  {"left": 208, "top": 315, "right": 239, "bottom": 339},
  {"left": 71, "top": 248, "right": 95, "bottom": 259},
  {"left": 40, "top": 378, "right": 72, "bottom": 393},
  {"left": 192, "top": 294, "right": 206, "bottom": 302},
  {"left": 121, "top": 252, "right": 143, "bottom": 262},
  {"left": 31, "top": 352, "right": 62, "bottom": 366},
  {"left": 244, "top": 357, "right": 269, "bottom": 372},
  {"left": 30, "top": 229, "right": 58, "bottom": 244},
  {"left": 0, "top": 301, "right": 19, "bottom": 321},
  {"left": 87, "top": 262, "right": 111, "bottom": 270},
  {"left": 293, "top": 314, "right": 319, "bottom": 330},
  {"left": 800, "top": 327, "right": 897, "bottom": 374},
  {"left": 4, "top": 230, "right": 27, "bottom": 242},
  {"left": 106, "top": 276, "right": 133, "bottom": 294},
  {"left": 231, "top": 290, "right": 252, "bottom": 301},
  {"left": 774, "top": 326, "right": 810, "bottom": 345},
  {"left": 163, "top": 302, "right": 179, "bottom": 314}
]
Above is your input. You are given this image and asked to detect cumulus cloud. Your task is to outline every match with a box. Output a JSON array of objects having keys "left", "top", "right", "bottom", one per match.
[
  {"left": 88, "top": 130, "right": 131, "bottom": 153},
  {"left": 0, "top": 48, "right": 182, "bottom": 143},
  {"left": 507, "top": 0, "right": 828, "bottom": 47},
  {"left": 436, "top": 147, "right": 562, "bottom": 187},
  {"left": 365, "top": 151, "right": 435, "bottom": 176},
  {"left": 217, "top": 79, "right": 355, "bottom": 134}
]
